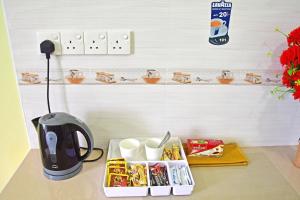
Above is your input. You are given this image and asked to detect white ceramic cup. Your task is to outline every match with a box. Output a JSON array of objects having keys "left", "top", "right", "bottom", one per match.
[
  {"left": 145, "top": 138, "right": 164, "bottom": 161},
  {"left": 119, "top": 138, "right": 140, "bottom": 160}
]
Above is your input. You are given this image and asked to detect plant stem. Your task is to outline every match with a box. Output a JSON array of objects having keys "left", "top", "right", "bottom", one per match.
[{"left": 275, "top": 28, "right": 288, "bottom": 37}]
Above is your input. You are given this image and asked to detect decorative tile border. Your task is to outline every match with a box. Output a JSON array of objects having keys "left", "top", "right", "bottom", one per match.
[{"left": 16, "top": 68, "right": 282, "bottom": 86}]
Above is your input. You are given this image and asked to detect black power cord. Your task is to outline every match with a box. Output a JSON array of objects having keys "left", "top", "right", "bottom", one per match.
[
  {"left": 40, "top": 40, "right": 55, "bottom": 113},
  {"left": 81, "top": 147, "right": 104, "bottom": 162},
  {"left": 46, "top": 58, "right": 51, "bottom": 113}
]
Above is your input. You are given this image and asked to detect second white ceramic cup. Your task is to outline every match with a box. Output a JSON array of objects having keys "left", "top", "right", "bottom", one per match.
[
  {"left": 119, "top": 138, "right": 140, "bottom": 160},
  {"left": 145, "top": 138, "right": 164, "bottom": 161}
]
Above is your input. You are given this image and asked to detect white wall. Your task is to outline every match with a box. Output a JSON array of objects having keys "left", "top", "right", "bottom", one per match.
[{"left": 3, "top": 0, "right": 300, "bottom": 148}]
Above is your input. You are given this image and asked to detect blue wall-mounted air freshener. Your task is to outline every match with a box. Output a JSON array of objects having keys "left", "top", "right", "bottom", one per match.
[{"left": 209, "top": 0, "right": 232, "bottom": 45}]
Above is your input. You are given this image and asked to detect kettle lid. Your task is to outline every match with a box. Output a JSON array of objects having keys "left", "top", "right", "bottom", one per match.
[{"left": 39, "top": 112, "right": 79, "bottom": 126}]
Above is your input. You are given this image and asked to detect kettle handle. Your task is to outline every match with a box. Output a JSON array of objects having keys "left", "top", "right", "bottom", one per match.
[{"left": 68, "top": 120, "right": 94, "bottom": 161}]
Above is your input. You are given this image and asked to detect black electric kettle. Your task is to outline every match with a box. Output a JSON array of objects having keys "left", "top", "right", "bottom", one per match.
[{"left": 32, "top": 112, "right": 94, "bottom": 180}]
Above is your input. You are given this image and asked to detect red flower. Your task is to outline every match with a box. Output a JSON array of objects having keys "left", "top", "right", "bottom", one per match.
[
  {"left": 280, "top": 45, "right": 300, "bottom": 66},
  {"left": 280, "top": 49, "right": 289, "bottom": 66},
  {"left": 291, "top": 70, "right": 300, "bottom": 82},
  {"left": 287, "top": 26, "right": 300, "bottom": 46},
  {"left": 293, "top": 86, "right": 300, "bottom": 100},
  {"left": 275, "top": 26, "right": 300, "bottom": 101},
  {"left": 282, "top": 68, "right": 292, "bottom": 87}
]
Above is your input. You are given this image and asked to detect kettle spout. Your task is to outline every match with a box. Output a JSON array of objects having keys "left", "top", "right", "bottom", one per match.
[{"left": 32, "top": 117, "right": 40, "bottom": 131}]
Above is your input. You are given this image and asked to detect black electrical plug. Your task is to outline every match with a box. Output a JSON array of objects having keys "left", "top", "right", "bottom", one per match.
[{"left": 40, "top": 40, "right": 55, "bottom": 59}]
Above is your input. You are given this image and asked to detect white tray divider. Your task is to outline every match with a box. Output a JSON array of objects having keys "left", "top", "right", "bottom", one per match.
[
  {"left": 148, "top": 161, "right": 172, "bottom": 196},
  {"left": 168, "top": 160, "right": 195, "bottom": 195}
]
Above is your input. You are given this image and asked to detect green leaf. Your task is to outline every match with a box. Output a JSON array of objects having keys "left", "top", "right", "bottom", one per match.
[
  {"left": 271, "top": 86, "right": 294, "bottom": 100},
  {"left": 288, "top": 68, "right": 293, "bottom": 76}
]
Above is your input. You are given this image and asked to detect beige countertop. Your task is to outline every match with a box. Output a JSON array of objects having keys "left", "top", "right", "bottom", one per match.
[{"left": 1, "top": 146, "right": 300, "bottom": 200}]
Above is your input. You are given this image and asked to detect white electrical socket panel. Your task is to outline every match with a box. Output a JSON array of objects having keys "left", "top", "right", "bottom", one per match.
[
  {"left": 108, "top": 31, "right": 131, "bottom": 55},
  {"left": 84, "top": 31, "right": 107, "bottom": 54},
  {"left": 60, "top": 31, "right": 84, "bottom": 55},
  {"left": 37, "top": 32, "right": 62, "bottom": 55}
]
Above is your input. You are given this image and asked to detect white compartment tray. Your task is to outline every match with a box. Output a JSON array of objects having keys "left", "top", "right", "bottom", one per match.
[{"left": 103, "top": 137, "right": 195, "bottom": 197}]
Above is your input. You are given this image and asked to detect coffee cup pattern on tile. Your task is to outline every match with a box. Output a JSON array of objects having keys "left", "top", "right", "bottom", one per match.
[{"left": 18, "top": 69, "right": 282, "bottom": 86}]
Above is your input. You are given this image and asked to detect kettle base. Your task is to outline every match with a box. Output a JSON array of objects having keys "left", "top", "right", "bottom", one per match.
[{"left": 43, "top": 162, "right": 82, "bottom": 181}]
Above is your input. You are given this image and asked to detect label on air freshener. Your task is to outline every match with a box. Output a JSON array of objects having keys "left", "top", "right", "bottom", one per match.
[{"left": 209, "top": 0, "right": 232, "bottom": 45}]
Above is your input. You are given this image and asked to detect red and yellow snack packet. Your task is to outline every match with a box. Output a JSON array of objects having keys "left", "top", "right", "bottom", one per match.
[
  {"left": 106, "top": 161, "right": 127, "bottom": 169},
  {"left": 108, "top": 173, "right": 128, "bottom": 187},
  {"left": 108, "top": 166, "right": 127, "bottom": 174},
  {"left": 107, "top": 158, "right": 125, "bottom": 162}
]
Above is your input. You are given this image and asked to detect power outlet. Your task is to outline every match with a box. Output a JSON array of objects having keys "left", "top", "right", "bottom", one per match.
[
  {"left": 60, "top": 31, "right": 84, "bottom": 55},
  {"left": 108, "top": 31, "right": 131, "bottom": 55},
  {"left": 84, "top": 31, "right": 107, "bottom": 54},
  {"left": 37, "top": 32, "right": 62, "bottom": 55}
]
